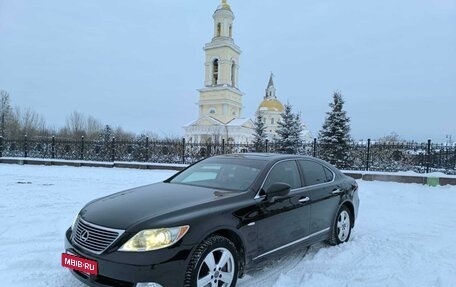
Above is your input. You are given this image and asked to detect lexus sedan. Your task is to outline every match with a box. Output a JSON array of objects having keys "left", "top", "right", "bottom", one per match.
[{"left": 63, "top": 153, "right": 359, "bottom": 287}]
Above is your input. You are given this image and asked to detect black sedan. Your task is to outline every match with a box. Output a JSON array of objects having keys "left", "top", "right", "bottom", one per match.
[{"left": 63, "top": 153, "right": 359, "bottom": 287}]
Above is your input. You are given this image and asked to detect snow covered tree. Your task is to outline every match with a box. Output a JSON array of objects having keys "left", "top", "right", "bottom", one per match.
[
  {"left": 318, "top": 91, "right": 351, "bottom": 168},
  {"left": 252, "top": 114, "right": 267, "bottom": 152},
  {"left": 91, "top": 125, "right": 114, "bottom": 161},
  {"left": 276, "top": 102, "right": 303, "bottom": 154},
  {"left": 100, "top": 125, "right": 113, "bottom": 143}
]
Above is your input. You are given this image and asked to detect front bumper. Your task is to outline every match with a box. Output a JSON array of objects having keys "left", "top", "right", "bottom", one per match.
[{"left": 64, "top": 228, "right": 192, "bottom": 287}]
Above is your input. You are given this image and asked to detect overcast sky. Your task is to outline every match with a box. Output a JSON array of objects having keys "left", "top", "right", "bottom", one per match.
[{"left": 0, "top": 0, "right": 455, "bottom": 142}]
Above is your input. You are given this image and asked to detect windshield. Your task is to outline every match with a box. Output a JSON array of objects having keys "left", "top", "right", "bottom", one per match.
[{"left": 169, "top": 157, "right": 267, "bottom": 191}]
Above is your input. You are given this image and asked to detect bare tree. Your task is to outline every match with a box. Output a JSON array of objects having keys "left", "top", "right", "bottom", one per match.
[
  {"left": 378, "top": 132, "right": 402, "bottom": 143},
  {"left": 113, "top": 126, "right": 134, "bottom": 141},
  {"left": 66, "top": 111, "right": 87, "bottom": 139},
  {"left": 137, "top": 131, "right": 159, "bottom": 141},
  {"left": 15, "top": 107, "right": 47, "bottom": 137},
  {"left": 0, "top": 90, "right": 12, "bottom": 137},
  {"left": 86, "top": 115, "right": 103, "bottom": 140}
]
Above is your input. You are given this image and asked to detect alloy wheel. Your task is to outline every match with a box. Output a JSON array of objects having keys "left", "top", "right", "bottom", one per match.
[
  {"left": 337, "top": 210, "right": 351, "bottom": 242},
  {"left": 197, "top": 247, "right": 235, "bottom": 287}
]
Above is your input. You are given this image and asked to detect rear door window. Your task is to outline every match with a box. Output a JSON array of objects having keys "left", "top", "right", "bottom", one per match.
[
  {"left": 298, "top": 160, "right": 330, "bottom": 187},
  {"left": 323, "top": 166, "right": 334, "bottom": 182}
]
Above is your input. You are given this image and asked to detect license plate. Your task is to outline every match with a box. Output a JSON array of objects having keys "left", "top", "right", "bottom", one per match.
[{"left": 62, "top": 253, "right": 98, "bottom": 275}]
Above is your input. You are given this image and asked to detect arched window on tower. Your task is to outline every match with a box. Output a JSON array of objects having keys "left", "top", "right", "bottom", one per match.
[
  {"left": 217, "top": 23, "right": 221, "bottom": 37},
  {"left": 229, "top": 25, "right": 232, "bottom": 37},
  {"left": 231, "top": 61, "right": 236, "bottom": 86},
  {"left": 212, "top": 59, "right": 219, "bottom": 85}
]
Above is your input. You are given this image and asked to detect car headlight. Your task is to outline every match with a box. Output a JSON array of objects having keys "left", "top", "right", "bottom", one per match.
[{"left": 119, "top": 225, "right": 190, "bottom": 252}]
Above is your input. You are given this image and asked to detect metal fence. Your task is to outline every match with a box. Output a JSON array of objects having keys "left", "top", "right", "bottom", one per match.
[{"left": 1, "top": 136, "right": 455, "bottom": 175}]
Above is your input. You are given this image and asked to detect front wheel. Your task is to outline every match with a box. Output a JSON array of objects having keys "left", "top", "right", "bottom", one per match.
[
  {"left": 328, "top": 206, "right": 352, "bottom": 245},
  {"left": 185, "top": 235, "right": 239, "bottom": 287}
]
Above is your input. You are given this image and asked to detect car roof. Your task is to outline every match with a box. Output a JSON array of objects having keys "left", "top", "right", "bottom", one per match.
[
  {"left": 213, "top": 153, "right": 320, "bottom": 162},
  {"left": 204, "top": 153, "right": 340, "bottom": 174}
]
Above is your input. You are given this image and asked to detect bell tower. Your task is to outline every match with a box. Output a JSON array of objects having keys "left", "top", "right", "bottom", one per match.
[{"left": 198, "top": 0, "right": 243, "bottom": 124}]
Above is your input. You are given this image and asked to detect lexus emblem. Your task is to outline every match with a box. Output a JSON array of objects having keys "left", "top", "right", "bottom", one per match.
[{"left": 80, "top": 230, "right": 90, "bottom": 242}]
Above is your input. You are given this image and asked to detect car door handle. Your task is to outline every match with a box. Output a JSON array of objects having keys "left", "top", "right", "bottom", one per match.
[
  {"left": 332, "top": 189, "right": 343, "bottom": 195},
  {"left": 298, "top": 197, "right": 310, "bottom": 203}
]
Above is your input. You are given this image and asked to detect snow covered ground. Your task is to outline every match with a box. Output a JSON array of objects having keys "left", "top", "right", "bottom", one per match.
[{"left": 0, "top": 163, "right": 455, "bottom": 287}]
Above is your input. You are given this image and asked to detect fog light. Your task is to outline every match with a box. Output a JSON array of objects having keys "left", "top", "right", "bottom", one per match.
[{"left": 136, "top": 283, "right": 163, "bottom": 287}]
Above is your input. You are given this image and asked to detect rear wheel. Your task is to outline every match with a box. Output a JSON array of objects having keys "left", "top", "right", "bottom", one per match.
[
  {"left": 185, "top": 235, "right": 239, "bottom": 287},
  {"left": 328, "top": 206, "right": 352, "bottom": 245}
]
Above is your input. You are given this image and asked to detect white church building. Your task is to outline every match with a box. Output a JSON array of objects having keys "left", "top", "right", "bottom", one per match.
[{"left": 184, "top": 0, "right": 312, "bottom": 144}]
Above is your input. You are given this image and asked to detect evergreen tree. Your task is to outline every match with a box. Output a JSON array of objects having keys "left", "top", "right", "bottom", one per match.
[
  {"left": 94, "top": 125, "right": 114, "bottom": 160},
  {"left": 252, "top": 114, "right": 267, "bottom": 152},
  {"left": 101, "top": 125, "right": 113, "bottom": 143},
  {"left": 276, "top": 102, "right": 303, "bottom": 154},
  {"left": 318, "top": 91, "right": 351, "bottom": 167}
]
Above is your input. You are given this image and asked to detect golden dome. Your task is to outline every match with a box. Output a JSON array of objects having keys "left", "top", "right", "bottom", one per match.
[{"left": 258, "top": 99, "right": 284, "bottom": 112}]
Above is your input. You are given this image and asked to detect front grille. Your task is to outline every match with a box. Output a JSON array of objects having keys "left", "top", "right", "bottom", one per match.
[{"left": 72, "top": 217, "right": 124, "bottom": 254}]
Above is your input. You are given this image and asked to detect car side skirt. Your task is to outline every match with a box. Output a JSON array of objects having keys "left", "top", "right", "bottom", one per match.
[{"left": 252, "top": 227, "right": 330, "bottom": 260}]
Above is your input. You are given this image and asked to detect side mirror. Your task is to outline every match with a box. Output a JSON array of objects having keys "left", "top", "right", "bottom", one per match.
[{"left": 265, "top": 182, "right": 291, "bottom": 199}]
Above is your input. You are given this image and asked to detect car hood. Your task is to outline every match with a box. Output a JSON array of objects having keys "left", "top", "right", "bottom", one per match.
[{"left": 79, "top": 182, "right": 236, "bottom": 230}]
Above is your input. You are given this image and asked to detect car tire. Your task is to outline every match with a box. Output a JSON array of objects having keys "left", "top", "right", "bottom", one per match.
[
  {"left": 184, "top": 235, "right": 239, "bottom": 287},
  {"left": 328, "top": 205, "right": 352, "bottom": 246}
]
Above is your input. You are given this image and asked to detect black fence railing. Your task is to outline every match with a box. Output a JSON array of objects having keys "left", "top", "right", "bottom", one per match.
[{"left": 0, "top": 136, "right": 455, "bottom": 175}]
